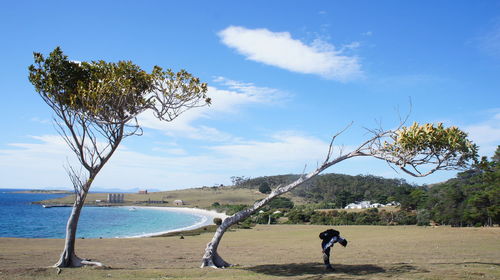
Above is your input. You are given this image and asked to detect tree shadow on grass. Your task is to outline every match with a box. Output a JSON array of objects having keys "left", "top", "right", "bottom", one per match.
[{"left": 244, "top": 262, "right": 386, "bottom": 277}]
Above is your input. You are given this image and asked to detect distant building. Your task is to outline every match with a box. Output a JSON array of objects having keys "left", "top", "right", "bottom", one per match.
[
  {"left": 138, "top": 190, "right": 148, "bottom": 194},
  {"left": 107, "top": 193, "right": 124, "bottom": 203},
  {"left": 386, "top": 201, "right": 401, "bottom": 206},
  {"left": 344, "top": 201, "right": 395, "bottom": 209},
  {"left": 345, "top": 203, "right": 360, "bottom": 209},
  {"left": 173, "top": 199, "right": 184, "bottom": 206}
]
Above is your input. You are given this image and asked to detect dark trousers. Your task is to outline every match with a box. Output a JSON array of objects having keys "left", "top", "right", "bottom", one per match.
[{"left": 321, "top": 242, "right": 332, "bottom": 267}]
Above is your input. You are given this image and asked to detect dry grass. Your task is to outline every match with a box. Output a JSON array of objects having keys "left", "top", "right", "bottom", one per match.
[
  {"left": 0, "top": 225, "right": 498, "bottom": 280},
  {"left": 38, "top": 187, "right": 307, "bottom": 208}
]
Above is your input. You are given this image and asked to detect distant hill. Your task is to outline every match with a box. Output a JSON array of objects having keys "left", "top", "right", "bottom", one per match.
[
  {"left": 39, "top": 173, "right": 423, "bottom": 210},
  {"left": 233, "top": 173, "right": 421, "bottom": 208}
]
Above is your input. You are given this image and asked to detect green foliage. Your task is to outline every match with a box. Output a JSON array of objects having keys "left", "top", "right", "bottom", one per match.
[
  {"left": 383, "top": 122, "right": 478, "bottom": 173},
  {"left": 286, "top": 208, "right": 417, "bottom": 226},
  {"left": 424, "top": 146, "right": 500, "bottom": 226},
  {"left": 213, "top": 217, "right": 222, "bottom": 226},
  {"left": 259, "top": 182, "right": 271, "bottom": 194},
  {"left": 29, "top": 47, "right": 209, "bottom": 125},
  {"left": 29, "top": 47, "right": 91, "bottom": 111},
  {"left": 29, "top": 47, "right": 153, "bottom": 122},
  {"left": 211, "top": 202, "right": 221, "bottom": 207},
  {"left": 239, "top": 173, "right": 415, "bottom": 206},
  {"left": 416, "top": 209, "right": 431, "bottom": 226},
  {"left": 237, "top": 218, "right": 254, "bottom": 229},
  {"left": 211, "top": 204, "right": 249, "bottom": 215},
  {"left": 268, "top": 197, "right": 294, "bottom": 209},
  {"left": 287, "top": 208, "right": 314, "bottom": 223}
]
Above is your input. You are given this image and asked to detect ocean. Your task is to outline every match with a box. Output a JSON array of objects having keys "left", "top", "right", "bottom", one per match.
[{"left": 0, "top": 189, "right": 204, "bottom": 238}]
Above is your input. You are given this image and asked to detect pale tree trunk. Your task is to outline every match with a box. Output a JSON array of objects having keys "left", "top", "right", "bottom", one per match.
[
  {"left": 201, "top": 153, "right": 352, "bottom": 268},
  {"left": 52, "top": 125, "right": 122, "bottom": 268},
  {"left": 200, "top": 120, "right": 469, "bottom": 268},
  {"left": 54, "top": 177, "right": 103, "bottom": 268}
]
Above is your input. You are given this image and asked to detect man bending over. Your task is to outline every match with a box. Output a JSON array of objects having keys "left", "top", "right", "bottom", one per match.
[{"left": 319, "top": 229, "right": 348, "bottom": 271}]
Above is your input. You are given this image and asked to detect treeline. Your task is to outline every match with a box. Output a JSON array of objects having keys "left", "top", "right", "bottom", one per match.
[
  {"left": 417, "top": 147, "right": 499, "bottom": 226},
  {"left": 229, "top": 146, "right": 499, "bottom": 227},
  {"left": 231, "top": 173, "right": 419, "bottom": 208},
  {"left": 211, "top": 199, "right": 418, "bottom": 227}
]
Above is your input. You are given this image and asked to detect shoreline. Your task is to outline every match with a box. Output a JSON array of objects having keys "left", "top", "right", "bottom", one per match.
[{"left": 122, "top": 206, "right": 228, "bottom": 238}]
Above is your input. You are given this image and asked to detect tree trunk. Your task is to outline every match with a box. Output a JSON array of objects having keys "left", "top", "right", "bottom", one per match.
[
  {"left": 201, "top": 154, "right": 351, "bottom": 268},
  {"left": 54, "top": 195, "right": 85, "bottom": 267},
  {"left": 54, "top": 181, "right": 102, "bottom": 268}
]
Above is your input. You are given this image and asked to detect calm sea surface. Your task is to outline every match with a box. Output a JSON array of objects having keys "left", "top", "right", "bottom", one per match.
[{"left": 0, "top": 189, "right": 203, "bottom": 238}]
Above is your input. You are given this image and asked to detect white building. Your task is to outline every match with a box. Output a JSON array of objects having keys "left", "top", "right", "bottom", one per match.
[
  {"left": 173, "top": 199, "right": 184, "bottom": 206},
  {"left": 344, "top": 201, "right": 394, "bottom": 209}
]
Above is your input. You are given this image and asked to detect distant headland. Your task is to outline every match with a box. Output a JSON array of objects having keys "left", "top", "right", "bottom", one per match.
[{"left": 13, "top": 189, "right": 72, "bottom": 194}]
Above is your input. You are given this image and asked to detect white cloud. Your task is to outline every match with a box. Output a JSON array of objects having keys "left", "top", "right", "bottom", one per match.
[
  {"left": 30, "top": 117, "right": 51, "bottom": 124},
  {"left": 464, "top": 124, "right": 500, "bottom": 157},
  {"left": 138, "top": 77, "right": 286, "bottom": 141},
  {"left": 457, "top": 109, "right": 500, "bottom": 157},
  {"left": 209, "top": 132, "right": 331, "bottom": 169},
  {"left": 3, "top": 128, "right": 468, "bottom": 190},
  {"left": 0, "top": 135, "right": 78, "bottom": 188},
  {"left": 218, "top": 26, "right": 362, "bottom": 81},
  {"left": 0, "top": 132, "right": 337, "bottom": 189}
]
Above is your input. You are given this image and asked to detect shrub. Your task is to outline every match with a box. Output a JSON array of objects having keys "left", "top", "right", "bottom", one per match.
[
  {"left": 213, "top": 217, "right": 222, "bottom": 225},
  {"left": 259, "top": 182, "right": 271, "bottom": 194}
]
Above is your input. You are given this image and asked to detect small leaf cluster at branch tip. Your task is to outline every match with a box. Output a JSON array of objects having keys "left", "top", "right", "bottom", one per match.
[{"left": 378, "top": 122, "right": 478, "bottom": 176}]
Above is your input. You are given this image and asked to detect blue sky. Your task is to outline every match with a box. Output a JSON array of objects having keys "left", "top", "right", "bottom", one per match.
[{"left": 0, "top": 1, "right": 499, "bottom": 190}]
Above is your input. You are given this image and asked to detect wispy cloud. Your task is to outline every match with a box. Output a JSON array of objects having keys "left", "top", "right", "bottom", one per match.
[
  {"left": 477, "top": 19, "right": 500, "bottom": 58},
  {"left": 0, "top": 132, "right": 335, "bottom": 189},
  {"left": 138, "top": 77, "right": 287, "bottom": 141},
  {"left": 209, "top": 132, "right": 331, "bottom": 169},
  {"left": 463, "top": 110, "right": 500, "bottom": 157},
  {"left": 218, "top": 26, "right": 362, "bottom": 81},
  {"left": 30, "top": 117, "right": 51, "bottom": 124}
]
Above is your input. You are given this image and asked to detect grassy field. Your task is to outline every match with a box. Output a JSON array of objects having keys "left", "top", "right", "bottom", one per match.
[
  {"left": 0, "top": 225, "right": 498, "bottom": 280},
  {"left": 37, "top": 187, "right": 307, "bottom": 209}
]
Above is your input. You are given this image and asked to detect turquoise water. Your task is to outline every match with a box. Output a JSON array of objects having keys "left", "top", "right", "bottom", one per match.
[{"left": 0, "top": 189, "right": 204, "bottom": 238}]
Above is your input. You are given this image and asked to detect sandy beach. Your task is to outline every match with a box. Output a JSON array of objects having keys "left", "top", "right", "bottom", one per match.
[{"left": 124, "top": 206, "right": 228, "bottom": 238}]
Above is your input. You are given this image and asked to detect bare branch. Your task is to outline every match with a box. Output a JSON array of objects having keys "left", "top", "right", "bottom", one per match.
[{"left": 324, "top": 122, "right": 353, "bottom": 163}]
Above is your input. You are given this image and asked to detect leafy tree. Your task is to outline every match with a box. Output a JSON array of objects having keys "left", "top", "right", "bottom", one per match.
[
  {"left": 402, "top": 188, "right": 428, "bottom": 210},
  {"left": 416, "top": 209, "right": 431, "bottom": 226},
  {"left": 268, "top": 197, "right": 294, "bottom": 209},
  {"left": 201, "top": 122, "right": 478, "bottom": 268},
  {"left": 333, "top": 190, "right": 353, "bottom": 208},
  {"left": 424, "top": 146, "right": 499, "bottom": 226},
  {"left": 287, "top": 208, "right": 313, "bottom": 223},
  {"left": 258, "top": 182, "right": 271, "bottom": 194},
  {"left": 29, "top": 47, "right": 209, "bottom": 267}
]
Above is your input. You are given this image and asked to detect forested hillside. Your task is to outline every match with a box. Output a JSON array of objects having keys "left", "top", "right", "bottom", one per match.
[
  {"left": 421, "top": 146, "right": 499, "bottom": 226},
  {"left": 232, "top": 173, "right": 421, "bottom": 208},
  {"left": 231, "top": 146, "right": 499, "bottom": 227}
]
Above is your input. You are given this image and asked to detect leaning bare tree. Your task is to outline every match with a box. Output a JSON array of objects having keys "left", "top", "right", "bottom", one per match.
[
  {"left": 201, "top": 122, "right": 478, "bottom": 268},
  {"left": 29, "top": 47, "right": 209, "bottom": 267}
]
